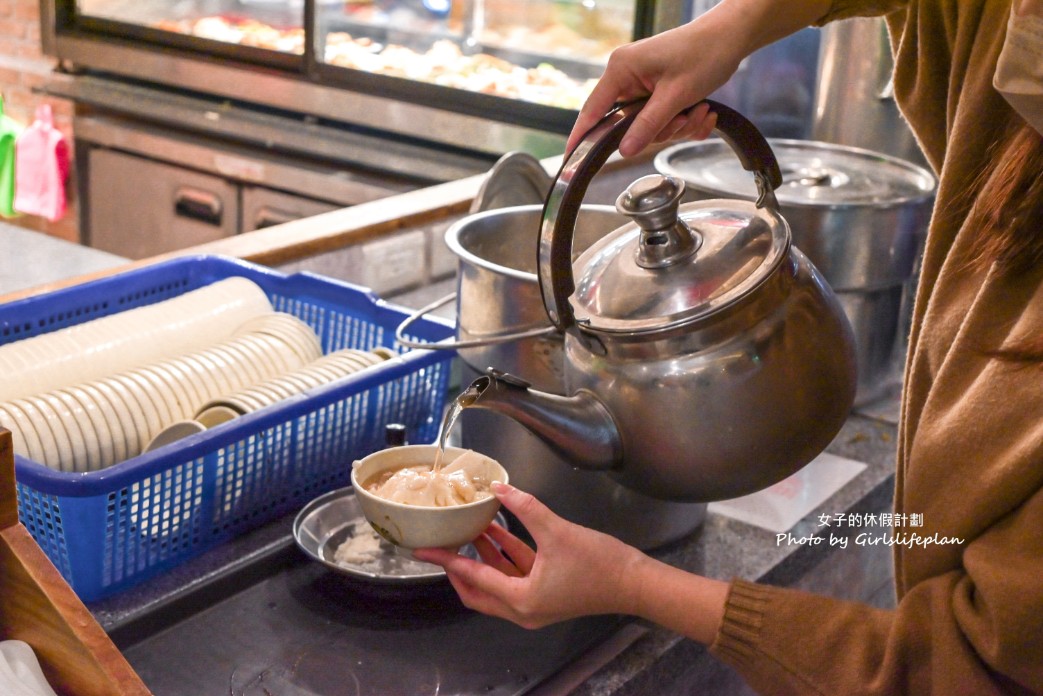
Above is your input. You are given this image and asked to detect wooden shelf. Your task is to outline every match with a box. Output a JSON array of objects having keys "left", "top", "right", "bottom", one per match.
[{"left": 0, "top": 429, "right": 151, "bottom": 695}]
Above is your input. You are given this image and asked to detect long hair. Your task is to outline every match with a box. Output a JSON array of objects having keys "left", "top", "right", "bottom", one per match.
[
  {"left": 966, "top": 124, "right": 1043, "bottom": 273},
  {"left": 962, "top": 122, "right": 1043, "bottom": 362}
]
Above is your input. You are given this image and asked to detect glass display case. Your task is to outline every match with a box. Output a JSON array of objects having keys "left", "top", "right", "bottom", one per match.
[
  {"left": 58, "top": 0, "right": 647, "bottom": 131},
  {"left": 41, "top": 0, "right": 670, "bottom": 258},
  {"left": 41, "top": 0, "right": 821, "bottom": 257}
]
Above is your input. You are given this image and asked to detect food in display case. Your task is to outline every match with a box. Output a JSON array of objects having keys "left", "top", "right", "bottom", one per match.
[
  {"left": 330, "top": 0, "right": 632, "bottom": 60},
  {"left": 152, "top": 16, "right": 306, "bottom": 53},
  {"left": 77, "top": 0, "right": 307, "bottom": 53},
  {"left": 318, "top": 0, "right": 634, "bottom": 108},
  {"left": 324, "top": 35, "right": 599, "bottom": 108},
  {"left": 476, "top": 0, "right": 632, "bottom": 60}
]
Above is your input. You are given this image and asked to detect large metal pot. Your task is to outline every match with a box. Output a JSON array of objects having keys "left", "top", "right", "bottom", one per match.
[
  {"left": 812, "top": 17, "right": 929, "bottom": 169},
  {"left": 446, "top": 205, "right": 623, "bottom": 393},
  {"left": 430, "top": 204, "right": 708, "bottom": 549},
  {"left": 655, "top": 138, "right": 936, "bottom": 404}
]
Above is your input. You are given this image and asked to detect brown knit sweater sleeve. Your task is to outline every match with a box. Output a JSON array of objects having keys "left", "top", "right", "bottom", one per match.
[{"left": 710, "top": 480, "right": 1043, "bottom": 693}]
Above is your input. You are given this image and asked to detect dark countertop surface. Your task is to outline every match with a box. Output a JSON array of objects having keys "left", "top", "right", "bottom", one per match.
[
  {"left": 82, "top": 398, "right": 899, "bottom": 696},
  {"left": 83, "top": 262, "right": 903, "bottom": 695},
  {"left": 4, "top": 224, "right": 905, "bottom": 695}
]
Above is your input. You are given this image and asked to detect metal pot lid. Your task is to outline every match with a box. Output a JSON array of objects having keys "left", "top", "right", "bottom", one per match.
[
  {"left": 571, "top": 182, "right": 789, "bottom": 334},
  {"left": 654, "top": 138, "right": 936, "bottom": 207}
]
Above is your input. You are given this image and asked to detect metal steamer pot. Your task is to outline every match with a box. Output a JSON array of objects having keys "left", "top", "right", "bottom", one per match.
[
  {"left": 655, "top": 139, "right": 936, "bottom": 404},
  {"left": 446, "top": 204, "right": 622, "bottom": 395},
  {"left": 462, "top": 99, "right": 857, "bottom": 503},
  {"left": 399, "top": 202, "right": 709, "bottom": 550}
]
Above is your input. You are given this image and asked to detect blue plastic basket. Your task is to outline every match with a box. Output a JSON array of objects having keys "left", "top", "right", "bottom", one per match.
[{"left": 2, "top": 255, "right": 455, "bottom": 601}]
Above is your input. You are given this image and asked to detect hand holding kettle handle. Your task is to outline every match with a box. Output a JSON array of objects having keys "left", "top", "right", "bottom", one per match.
[{"left": 537, "top": 98, "right": 784, "bottom": 334}]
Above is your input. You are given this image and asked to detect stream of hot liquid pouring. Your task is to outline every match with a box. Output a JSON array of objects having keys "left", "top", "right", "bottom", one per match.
[{"left": 432, "top": 382, "right": 483, "bottom": 472}]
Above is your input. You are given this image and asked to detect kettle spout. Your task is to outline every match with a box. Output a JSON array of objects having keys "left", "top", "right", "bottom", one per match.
[{"left": 468, "top": 369, "right": 623, "bottom": 471}]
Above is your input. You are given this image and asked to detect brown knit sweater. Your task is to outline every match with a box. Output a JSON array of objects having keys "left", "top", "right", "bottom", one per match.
[{"left": 709, "top": 1, "right": 1043, "bottom": 693}]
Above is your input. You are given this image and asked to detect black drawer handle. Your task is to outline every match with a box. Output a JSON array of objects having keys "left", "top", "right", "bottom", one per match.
[
  {"left": 174, "top": 187, "right": 223, "bottom": 226},
  {"left": 254, "top": 206, "right": 297, "bottom": 230}
]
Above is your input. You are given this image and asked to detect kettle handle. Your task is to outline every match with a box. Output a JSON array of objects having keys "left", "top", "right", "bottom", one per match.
[{"left": 537, "top": 98, "right": 783, "bottom": 334}]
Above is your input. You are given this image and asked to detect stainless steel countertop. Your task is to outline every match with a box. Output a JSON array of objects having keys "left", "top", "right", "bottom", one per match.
[{"left": 0, "top": 223, "right": 129, "bottom": 296}]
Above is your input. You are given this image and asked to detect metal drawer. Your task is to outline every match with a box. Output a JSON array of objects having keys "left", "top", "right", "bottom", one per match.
[
  {"left": 87, "top": 149, "right": 238, "bottom": 259},
  {"left": 240, "top": 186, "right": 339, "bottom": 232}
]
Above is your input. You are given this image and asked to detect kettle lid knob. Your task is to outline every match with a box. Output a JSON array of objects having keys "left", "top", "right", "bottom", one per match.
[
  {"left": 616, "top": 174, "right": 684, "bottom": 221},
  {"left": 615, "top": 174, "right": 700, "bottom": 269}
]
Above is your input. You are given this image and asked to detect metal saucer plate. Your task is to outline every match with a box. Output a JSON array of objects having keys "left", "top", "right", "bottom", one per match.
[{"left": 293, "top": 486, "right": 504, "bottom": 586}]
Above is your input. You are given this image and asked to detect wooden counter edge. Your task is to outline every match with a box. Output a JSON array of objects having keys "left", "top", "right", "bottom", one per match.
[{"left": 0, "top": 430, "right": 152, "bottom": 695}]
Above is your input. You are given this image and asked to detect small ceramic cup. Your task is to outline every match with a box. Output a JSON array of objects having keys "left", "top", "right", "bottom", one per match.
[{"left": 351, "top": 445, "right": 507, "bottom": 550}]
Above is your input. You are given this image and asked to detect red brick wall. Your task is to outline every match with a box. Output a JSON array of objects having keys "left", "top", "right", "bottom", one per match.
[{"left": 0, "top": 0, "right": 79, "bottom": 242}]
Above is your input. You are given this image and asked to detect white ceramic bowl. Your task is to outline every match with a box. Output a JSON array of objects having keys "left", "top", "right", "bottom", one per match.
[
  {"left": 87, "top": 380, "right": 136, "bottom": 464},
  {"left": 28, "top": 394, "right": 75, "bottom": 472},
  {"left": 195, "top": 404, "right": 241, "bottom": 428},
  {"left": 55, "top": 387, "right": 103, "bottom": 471},
  {"left": 234, "top": 313, "right": 323, "bottom": 364},
  {"left": 0, "top": 402, "right": 45, "bottom": 463},
  {"left": 143, "top": 419, "right": 206, "bottom": 453},
  {"left": 351, "top": 445, "right": 507, "bottom": 550},
  {"left": 110, "top": 373, "right": 166, "bottom": 449}
]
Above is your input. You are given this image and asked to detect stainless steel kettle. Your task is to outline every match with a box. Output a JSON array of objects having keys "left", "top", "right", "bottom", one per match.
[{"left": 466, "top": 99, "right": 857, "bottom": 503}]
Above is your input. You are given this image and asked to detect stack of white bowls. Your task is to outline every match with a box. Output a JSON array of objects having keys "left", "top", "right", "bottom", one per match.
[
  {"left": 0, "top": 277, "right": 352, "bottom": 472},
  {"left": 0, "top": 277, "right": 273, "bottom": 403},
  {"left": 191, "top": 345, "right": 395, "bottom": 430},
  {"left": 0, "top": 310, "right": 323, "bottom": 472}
]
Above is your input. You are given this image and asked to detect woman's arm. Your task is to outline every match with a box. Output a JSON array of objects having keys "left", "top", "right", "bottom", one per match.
[
  {"left": 414, "top": 484, "right": 731, "bottom": 642},
  {"left": 417, "top": 479, "right": 1043, "bottom": 695},
  {"left": 567, "top": 0, "right": 833, "bottom": 157}
]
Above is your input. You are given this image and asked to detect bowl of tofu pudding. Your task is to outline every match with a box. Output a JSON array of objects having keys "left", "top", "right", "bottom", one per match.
[{"left": 352, "top": 445, "right": 508, "bottom": 550}]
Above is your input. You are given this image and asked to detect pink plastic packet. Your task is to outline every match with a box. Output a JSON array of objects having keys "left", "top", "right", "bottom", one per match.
[{"left": 14, "top": 104, "right": 70, "bottom": 222}]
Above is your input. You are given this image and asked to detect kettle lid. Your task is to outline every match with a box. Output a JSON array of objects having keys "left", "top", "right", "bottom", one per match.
[
  {"left": 538, "top": 99, "right": 788, "bottom": 338},
  {"left": 571, "top": 174, "right": 789, "bottom": 334}
]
